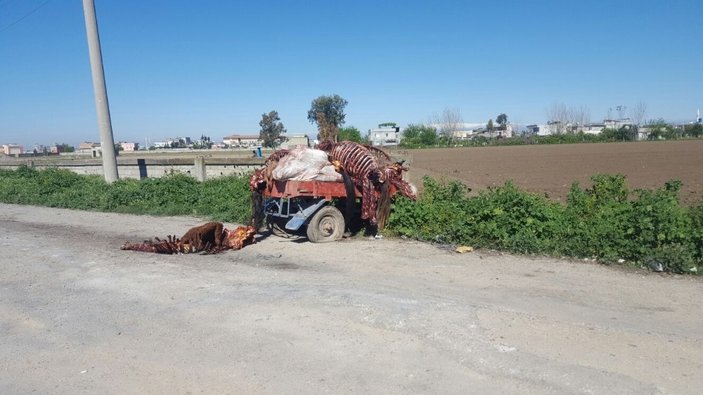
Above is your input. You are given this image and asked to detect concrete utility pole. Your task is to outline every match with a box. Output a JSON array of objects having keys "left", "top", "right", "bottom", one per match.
[{"left": 82, "top": 0, "right": 118, "bottom": 183}]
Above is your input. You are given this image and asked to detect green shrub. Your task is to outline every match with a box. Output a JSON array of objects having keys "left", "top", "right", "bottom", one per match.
[
  {"left": 563, "top": 175, "right": 633, "bottom": 262},
  {"left": 389, "top": 177, "right": 564, "bottom": 254},
  {"left": 628, "top": 181, "right": 697, "bottom": 273},
  {"left": 388, "top": 174, "right": 702, "bottom": 274},
  {"left": 0, "top": 167, "right": 252, "bottom": 223},
  {"left": 471, "top": 182, "right": 564, "bottom": 254},
  {"left": 388, "top": 176, "right": 471, "bottom": 242}
]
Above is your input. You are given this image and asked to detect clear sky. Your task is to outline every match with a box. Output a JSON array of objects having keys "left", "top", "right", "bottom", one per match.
[{"left": 1, "top": 0, "right": 701, "bottom": 149}]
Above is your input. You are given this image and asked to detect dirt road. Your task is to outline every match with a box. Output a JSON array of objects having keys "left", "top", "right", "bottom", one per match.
[{"left": 1, "top": 204, "right": 702, "bottom": 394}]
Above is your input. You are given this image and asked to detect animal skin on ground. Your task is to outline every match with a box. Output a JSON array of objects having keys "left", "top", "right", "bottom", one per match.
[{"left": 121, "top": 222, "right": 256, "bottom": 254}]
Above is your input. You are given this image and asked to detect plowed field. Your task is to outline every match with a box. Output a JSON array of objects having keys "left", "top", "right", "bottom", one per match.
[{"left": 405, "top": 140, "right": 703, "bottom": 204}]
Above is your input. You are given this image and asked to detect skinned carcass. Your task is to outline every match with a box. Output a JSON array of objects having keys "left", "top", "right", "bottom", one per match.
[{"left": 121, "top": 222, "right": 256, "bottom": 254}]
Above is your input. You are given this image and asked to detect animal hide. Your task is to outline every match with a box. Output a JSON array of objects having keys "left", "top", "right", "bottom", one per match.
[{"left": 121, "top": 222, "right": 256, "bottom": 254}]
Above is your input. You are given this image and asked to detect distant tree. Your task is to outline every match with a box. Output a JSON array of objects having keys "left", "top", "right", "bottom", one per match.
[
  {"left": 602, "top": 126, "right": 636, "bottom": 141},
  {"left": 402, "top": 125, "right": 420, "bottom": 140},
  {"left": 496, "top": 114, "right": 508, "bottom": 130},
  {"left": 307, "top": 94, "right": 348, "bottom": 142},
  {"left": 630, "top": 101, "right": 647, "bottom": 126},
  {"left": 338, "top": 126, "right": 363, "bottom": 143},
  {"left": 314, "top": 113, "right": 336, "bottom": 142},
  {"left": 401, "top": 124, "right": 437, "bottom": 147},
  {"left": 259, "top": 110, "right": 288, "bottom": 148},
  {"left": 113, "top": 143, "right": 123, "bottom": 155},
  {"left": 54, "top": 143, "right": 75, "bottom": 153},
  {"left": 378, "top": 122, "right": 397, "bottom": 128},
  {"left": 431, "top": 107, "right": 463, "bottom": 143},
  {"left": 546, "top": 103, "right": 590, "bottom": 133},
  {"left": 685, "top": 123, "right": 703, "bottom": 138},
  {"left": 418, "top": 125, "right": 438, "bottom": 146},
  {"left": 546, "top": 103, "right": 569, "bottom": 134},
  {"left": 645, "top": 119, "right": 676, "bottom": 140},
  {"left": 192, "top": 134, "right": 213, "bottom": 149},
  {"left": 487, "top": 119, "right": 495, "bottom": 137}
]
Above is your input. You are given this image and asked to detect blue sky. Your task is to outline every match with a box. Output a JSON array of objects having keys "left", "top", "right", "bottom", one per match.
[{"left": 1, "top": 0, "right": 701, "bottom": 148}]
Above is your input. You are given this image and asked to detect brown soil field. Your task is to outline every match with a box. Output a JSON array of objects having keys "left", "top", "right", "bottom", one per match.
[{"left": 403, "top": 140, "right": 703, "bottom": 205}]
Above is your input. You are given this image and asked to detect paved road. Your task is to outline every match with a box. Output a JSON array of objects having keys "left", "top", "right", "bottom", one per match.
[{"left": 1, "top": 204, "right": 702, "bottom": 394}]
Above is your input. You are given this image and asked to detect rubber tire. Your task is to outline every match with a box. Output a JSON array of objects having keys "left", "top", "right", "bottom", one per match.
[{"left": 306, "top": 206, "right": 345, "bottom": 243}]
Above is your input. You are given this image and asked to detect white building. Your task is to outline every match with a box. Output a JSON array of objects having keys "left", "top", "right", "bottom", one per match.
[
  {"left": 2, "top": 144, "right": 23, "bottom": 156},
  {"left": 281, "top": 134, "right": 310, "bottom": 149},
  {"left": 496, "top": 124, "right": 514, "bottom": 138},
  {"left": 368, "top": 126, "right": 401, "bottom": 147},
  {"left": 581, "top": 123, "right": 605, "bottom": 134},
  {"left": 526, "top": 124, "right": 552, "bottom": 136},
  {"left": 119, "top": 141, "right": 140, "bottom": 151},
  {"left": 222, "top": 134, "right": 262, "bottom": 148},
  {"left": 604, "top": 118, "right": 634, "bottom": 130}
]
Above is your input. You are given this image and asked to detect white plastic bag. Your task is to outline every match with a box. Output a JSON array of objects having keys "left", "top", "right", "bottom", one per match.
[{"left": 272, "top": 147, "right": 342, "bottom": 182}]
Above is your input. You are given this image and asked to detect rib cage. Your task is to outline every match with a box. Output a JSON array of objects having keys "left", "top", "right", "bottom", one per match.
[
  {"left": 319, "top": 140, "right": 386, "bottom": 225},
  {"left": 322, "top": 141, "right": 385, "bottom": 184},
  {"left": 121, "top": 235, "right": 197, "bottom": 254}
]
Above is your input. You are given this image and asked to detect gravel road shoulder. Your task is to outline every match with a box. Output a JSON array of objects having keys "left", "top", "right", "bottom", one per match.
[{"left": 1, "top": 203, "right": 701, "bottom": 394}]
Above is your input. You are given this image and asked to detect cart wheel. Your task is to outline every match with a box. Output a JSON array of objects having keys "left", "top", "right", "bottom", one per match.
[{"left": 306, "top": 206, "right": 345, "bottom": 243}]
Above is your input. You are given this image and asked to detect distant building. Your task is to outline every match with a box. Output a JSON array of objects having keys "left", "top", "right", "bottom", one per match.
[
  {"left": 496, "top": 124, "right": 514, "bottom": 138},
  {"left": 162, "top": 137, "right": 191, "bottom": 148},
  {"left": 452, "top": 130, "right": 474, "bottom": 140},
  {"left": 2, "top": 144, "right": 23, "bottom": 156},
  {"left": 76, "top": 142, "right": 101, "bottom": 157},
  {"left": 222, "top": 134, "right": 262, "bottom": 148},
  {"left": 604, "top": 118, "right": 633, "bottom": 130},
  {"left": 581, "top": 123, "right": 605, "bottom": 134},
  {"left": 449, "top": 122, "right": 491, "bottom": 140},
  {"left": 526, "top": 124, "right": 551, "bottom": 136},
  {"left": 368, "top": 126, "right": 401, "bottom": 147},
  {"left": 119, "top": 141, "right": 139, "bottom": 151},
  {"left": 78, "top": 142, "right": 100, "bottom": 151},
  {"left": 281, "top": 134, "right": 310, "bottom": 149}
]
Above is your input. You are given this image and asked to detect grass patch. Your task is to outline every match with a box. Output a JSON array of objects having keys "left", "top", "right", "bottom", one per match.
[{"left": 0, "top": 166, "right": 251, "bottom": 223}]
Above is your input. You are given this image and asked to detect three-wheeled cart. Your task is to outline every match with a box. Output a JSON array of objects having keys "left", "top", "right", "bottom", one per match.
[
  {"left": 262, "top": 178, "right": 401, "bottom": 242},
  {"left": 261, "top": 179, "right": 360, "bottom": 242}
]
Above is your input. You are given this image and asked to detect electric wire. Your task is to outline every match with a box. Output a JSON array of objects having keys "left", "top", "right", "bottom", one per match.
[{"left": 0, "top": 0, "right": 52, "bottom": 33}]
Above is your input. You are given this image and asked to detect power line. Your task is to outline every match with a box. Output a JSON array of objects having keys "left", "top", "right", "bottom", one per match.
[
  {"left": 0, "top": 0, "right": 20, "bottom": 8},
  {"left": 0, "top": 0, "right": 52, "bottom": 33}
]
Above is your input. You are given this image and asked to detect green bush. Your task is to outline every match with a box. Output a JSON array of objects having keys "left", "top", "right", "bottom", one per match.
[
  {"left": 389, "top": 174, "right": 702, "bottom": 274},
  {"left": 563, "top": 175, "right": 633, "bottom": 262},
  {"left": 389, "top": 178, "right": 564, "bottom": 254},
  {"left": 0, "top": 166, "right": 252, "bottom": 223}
]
